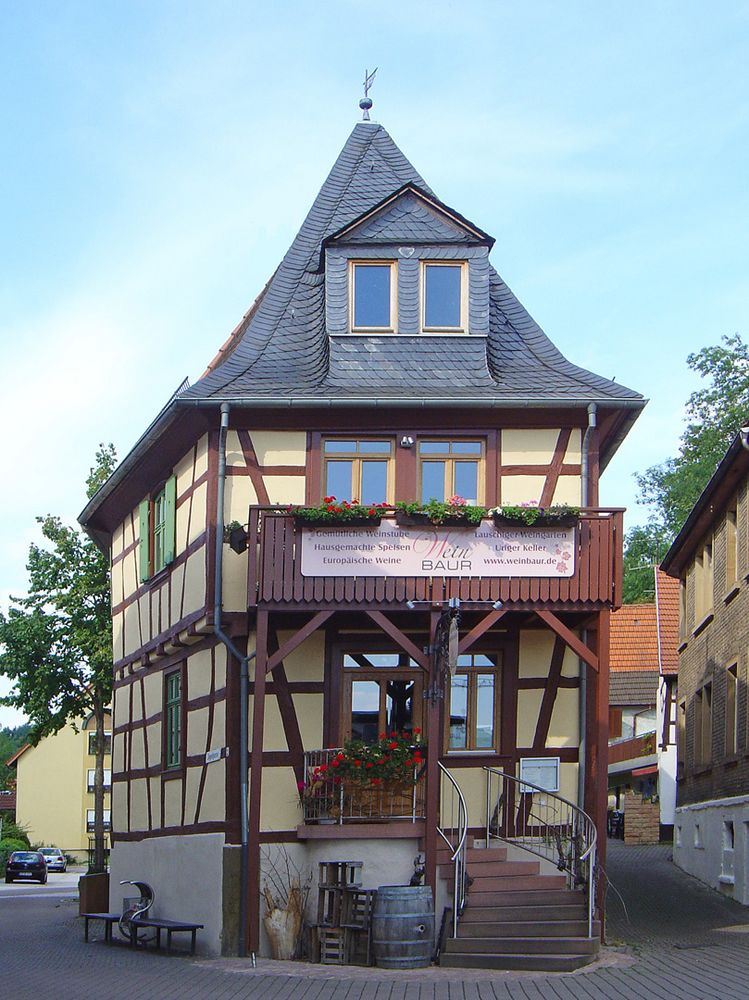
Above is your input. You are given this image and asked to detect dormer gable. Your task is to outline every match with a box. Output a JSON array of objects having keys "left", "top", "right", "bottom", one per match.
[{"left": 328, "top": 184, "right": 493, "bottom": 247}]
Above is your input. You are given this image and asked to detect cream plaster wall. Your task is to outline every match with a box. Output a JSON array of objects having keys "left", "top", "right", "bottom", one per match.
[
  {"left": 130, "top": 778, "right": 149, "bottom": 832},
  {"left": 263, "top": 476, "right": 306, "bottom": 504},
  {"left": 225, "top": 430, "right": 245, "bottom": 467},
  {"left": 500, "top": 475, "right": 546, "bottom": 506},
  {"left": 278, "top": 633, "right": 325, "bottom": 682},
  {"left": 260, "top": 767, "right": 301, "bottom": 832},
  {"left": 552, "top": 477, "right": 582, "bottom": 505},
  {"left": 251, "top": 431, "right": 307, "bottom": 466},
  {"left": 502, "top": 429, "right": 561, "bottom": 465}
]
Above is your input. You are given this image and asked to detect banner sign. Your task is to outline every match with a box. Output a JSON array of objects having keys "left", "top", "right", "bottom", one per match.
[{"left": 300, "top": 519, "right": 575, "bottom": 578}]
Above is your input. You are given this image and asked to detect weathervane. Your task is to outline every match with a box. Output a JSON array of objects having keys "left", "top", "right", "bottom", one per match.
[{"left": 359, "top": 67, "right": 378, "bottom": 121}]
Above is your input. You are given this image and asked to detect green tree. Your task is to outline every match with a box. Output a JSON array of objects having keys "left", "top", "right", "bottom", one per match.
[
  {"left": 637, "top": 333, "right": 749, "bottom": 535},
  {"left": 0, "top": 724, "right": 31, "bottom": 790},
  {"left": 0, "top": 444, "right": 116, "bottom": 872},
  {"left": 622, "top": 525, "right": 672, "bottom": 604}
]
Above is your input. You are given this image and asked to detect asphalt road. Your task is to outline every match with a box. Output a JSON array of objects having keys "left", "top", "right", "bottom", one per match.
[
  {"left": 2, "top": 846, "right": 749, "bottom": 999},
  {"left": 0, "top": 869, "right": 82, "bottom": 900}
]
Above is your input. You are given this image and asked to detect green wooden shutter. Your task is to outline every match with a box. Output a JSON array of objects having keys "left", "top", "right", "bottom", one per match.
[
  {"left": 138, "top": 499, "right": 151, "bottom": 582},
  {"left": 163, "top": 475, "right": 177, "bottom": 567}
]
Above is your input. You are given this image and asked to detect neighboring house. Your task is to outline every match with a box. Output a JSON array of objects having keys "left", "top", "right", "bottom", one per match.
[
  {"left": 0, "top": 784, "right": 16, "bottom": 828},
  {"left": 662, "top": 427, "right": 749, "bottom": 902},
  {"left": 79, "top": 115, "right": 644, "bottom": 962},
  {"left": 608, "top": 569, "right": 679, "bottom": 842},
  {"left": 7, "top": 714, "right": 112, "bottom": 861}
]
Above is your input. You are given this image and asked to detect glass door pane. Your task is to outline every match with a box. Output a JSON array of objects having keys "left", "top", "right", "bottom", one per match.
[
  {"left": 351, "top": 681, "right": 381, "bottom": 742},
  {"left": 449, "top": 675, "right": 468, "bottom": 749}
]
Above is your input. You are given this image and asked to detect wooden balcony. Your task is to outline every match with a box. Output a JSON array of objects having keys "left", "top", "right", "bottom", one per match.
[{"left": 247, "top": 508, "right": 623, "bottom": 611}]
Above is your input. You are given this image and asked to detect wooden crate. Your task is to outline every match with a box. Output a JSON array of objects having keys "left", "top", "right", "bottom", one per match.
[
  {"left": 318, "top": 927, "right": 351, "bottom": 965},
  {"left": 317, "top": 860, "right": 363, "bottom": 888}
]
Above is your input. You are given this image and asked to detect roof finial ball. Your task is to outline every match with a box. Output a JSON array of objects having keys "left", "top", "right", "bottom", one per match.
[{"left": 360, "top": 67, "right": 378, "bottom": 121}]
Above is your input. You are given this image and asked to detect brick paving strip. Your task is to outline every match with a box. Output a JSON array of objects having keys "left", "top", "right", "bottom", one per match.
[{"left": 4, "top": 845, "right": 749, "bottom": 1000}]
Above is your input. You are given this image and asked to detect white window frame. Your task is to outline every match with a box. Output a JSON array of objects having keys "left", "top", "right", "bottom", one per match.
[
  {"left": 87, "top": 768, "right": 112, "bottom": 792},
  {"left": 421, "top": 260, "right": 468, "bottom": 333},
  {"left": 349, "top": 261, "right": 397, "bottom": 332},
  {"left": 86, "top": 809, "right": 112, "bottom": 832}
]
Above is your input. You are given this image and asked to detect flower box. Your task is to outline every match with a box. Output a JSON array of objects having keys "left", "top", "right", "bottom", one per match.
[
  {"left": 394, "top": 511, "right": 476, "bottom": 529},
  {"left": 492, "top": 513, "right": 578, "bottom": 529},
  {"left": 293, "top": 516, "right": 382, "bottom": 529}
]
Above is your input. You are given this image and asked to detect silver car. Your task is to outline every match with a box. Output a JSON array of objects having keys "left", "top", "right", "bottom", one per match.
[{"left": 38, "top": 847, "right": 67, "bottom": 872}]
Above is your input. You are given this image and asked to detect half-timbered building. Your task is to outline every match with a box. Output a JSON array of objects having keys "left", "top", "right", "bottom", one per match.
[{"left": 80, "top": 115, "right": 644, "bottom": 967}]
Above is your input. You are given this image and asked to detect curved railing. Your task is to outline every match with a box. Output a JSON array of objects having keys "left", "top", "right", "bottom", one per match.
[
  {"left": 438, "top": 762, "right": 468, "bottom": 938},
  {"left": 484, "top": 767, "right": 597, "bottom": 937}
]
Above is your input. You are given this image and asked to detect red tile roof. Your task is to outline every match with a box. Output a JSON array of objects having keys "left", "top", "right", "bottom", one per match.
[
  {"left": 610, "top": 568, "right": 680, "bottom": 676},
  {"left": 655, "top": 568, "right": 680, "bottom": 675},
  {"left": 0, "top": 787, "right": 16, "bottom": 811},
  {"left": 611, "top": 603, "right": 660, "bottom": 672}
]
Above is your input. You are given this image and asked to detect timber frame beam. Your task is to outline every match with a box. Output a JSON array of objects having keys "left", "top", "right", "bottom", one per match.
[{"left": 535, "top": 610, "right": 599, "bottom": 672}]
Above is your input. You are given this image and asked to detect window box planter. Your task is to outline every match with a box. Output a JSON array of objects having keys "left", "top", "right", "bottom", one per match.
[
  {"left": 394, "top": 510, "right": 477, "bottom": 529},
  {"left": 490, "top": 505, "right": 580, "bottom": 529},
  {"left": 293, "top": 515, "right": 382, "bottom": 529}
]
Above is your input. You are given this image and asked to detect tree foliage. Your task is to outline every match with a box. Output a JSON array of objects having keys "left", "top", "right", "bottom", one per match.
[
  {"left": 622, "top": 525, "right": 672, "bottom": 604},
  {"left": 0, "top": 724, "right": 30, "bottom": 790},
  {"left": 0, "top": 444, "right": 117, "bottom": 870},
  {"left": 636, "top": 334, "right": 749, "bottom": 536}
]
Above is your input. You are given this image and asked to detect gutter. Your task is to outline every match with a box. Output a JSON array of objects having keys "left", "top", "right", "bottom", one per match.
[
  {"left": 578, "top": 403, "right": 597, "bottom": 811},
  {"left": 214, "top": 402, "right": 255, "bottom": 963}
]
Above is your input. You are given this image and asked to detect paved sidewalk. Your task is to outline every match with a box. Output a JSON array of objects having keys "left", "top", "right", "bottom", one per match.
[{"left": 2, "top": 843, "right": 749, "bottom": 999}]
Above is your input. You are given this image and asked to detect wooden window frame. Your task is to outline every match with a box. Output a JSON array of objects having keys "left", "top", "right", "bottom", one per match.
[
  {"left": 677, "top": 698, "right": 686, "bottom": 776},
  {"left": 417, "top": 438, "right": 485, "bottom": 504},
  {"left": 445, "top": 651, "right": 502, "bottom": 753},
  {"left": 726, "top": 662, "right": 738, "bottom": 756},
  {"left": 694, "top": 682, "right": 713, "bottom": 769},
  {"left": 349, "top": 261, "right": 397, "bottom": 333},
  {"left": 163, "top": 667, "right": 184, "bottom": 772},
  {"left": 340, "top": 651, "right": 423, "bottom": 743},
  {"left": 726, "top": 500, "right": 738, "bottom": 590},
  {"left": 322, "top": 438, "right": 395, "bottom": 503},
  {"left": 138, "top": 475, "right": 176, "bottom": 582},
  {"left": 420, "top": 260, "right": 468, "bottom": 333}
]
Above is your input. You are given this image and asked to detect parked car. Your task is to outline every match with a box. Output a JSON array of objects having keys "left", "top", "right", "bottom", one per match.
[
  {"left": 38, "top": 847, "right": 67, "bottom": 872},
  {"left": 5, "top": 851, "right": 47, "bottom": 884}
]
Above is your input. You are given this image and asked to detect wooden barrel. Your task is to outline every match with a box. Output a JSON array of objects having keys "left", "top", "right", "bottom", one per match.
[{"left": 371, "top": 885, "right": 434, "bottom": 969}]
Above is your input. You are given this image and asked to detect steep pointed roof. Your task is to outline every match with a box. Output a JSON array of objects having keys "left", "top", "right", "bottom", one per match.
[{"left": 182, "top": 122, "right": 644, "bottom": 416}]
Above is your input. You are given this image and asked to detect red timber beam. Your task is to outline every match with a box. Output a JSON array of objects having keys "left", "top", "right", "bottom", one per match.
[
  {"left": 247, "top": 609, "right": 269, "bottom": 957},
  {"left": 458, "top": 607, "right": 508, "bottom": 655},
  {"left": 535, "top": 610, "right": 599, "bottom": 672},
  {"left": 423, "top": 610, "right": 441, "bottom": 897},
  {"left": 364, "top": 610, "right": 430, "bottom": 670},
  {"left": 591, "top": 610, "right": 610, "bottom": 925},
  {"left": 265, "top": 610, "right": 334, "bottom": 673}
]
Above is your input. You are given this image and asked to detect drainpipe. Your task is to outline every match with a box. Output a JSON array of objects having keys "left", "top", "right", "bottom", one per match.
[
  {"left": 214, "top": 401, "right": 255, "bottom": 962},
  {"left": 578, "top": 403, "right": 597, "bottom": 811}
]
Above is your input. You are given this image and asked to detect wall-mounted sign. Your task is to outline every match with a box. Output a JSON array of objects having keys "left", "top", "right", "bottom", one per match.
[
  {"left": 519, "top": 757, "right": 560, "bottom": 793},
  {"left": 300, "top": 520, "right": 575, "bottom": 578}
]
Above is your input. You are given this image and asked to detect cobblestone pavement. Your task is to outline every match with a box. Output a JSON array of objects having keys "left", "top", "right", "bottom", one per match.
[{"left": 3, "top": 842, "right": 749, "bottom": 999}]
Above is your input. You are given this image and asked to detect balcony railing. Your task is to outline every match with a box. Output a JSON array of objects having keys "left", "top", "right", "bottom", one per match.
[
  {"left": 302, "top": 748, "right": 425, "bottom": 825},
  {"left": 247, "top": 508, "right": 623, "bottom": 609}
]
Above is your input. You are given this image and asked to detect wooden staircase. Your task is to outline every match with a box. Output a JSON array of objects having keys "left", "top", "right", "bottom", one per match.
[{"left": 437, "top": 845, "right": 600, "bottom": 972}]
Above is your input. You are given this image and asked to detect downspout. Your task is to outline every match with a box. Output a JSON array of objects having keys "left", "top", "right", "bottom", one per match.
[
  {"left": 214, "top": 401, "right": 255, "bottom": 963},
  {"left": 578, "top": 403, "right": 597, "bottom": 811}
]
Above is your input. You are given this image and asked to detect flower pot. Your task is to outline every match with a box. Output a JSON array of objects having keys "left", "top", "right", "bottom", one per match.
[
  {"left": 227, "top": 526, "right": 248, "bottom": 553},
  {"left": 293, "top": 516, "right": 382, "bottom": 529}
]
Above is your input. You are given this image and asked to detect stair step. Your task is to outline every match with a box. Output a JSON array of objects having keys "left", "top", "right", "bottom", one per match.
[
  {"left": 445, "top": 935, "right": 599, "bottom": 956},
  {"left": 461, "top": 889, "right": 582, "bottom": 908},
  {"left": 468, "top": 874, "right": 567, "bottom": 892},
  {"left": 436, "top": 847, "right": 507, "bottom": 863},
  {"left": 461, "top": 903, "right": 586, "bottom": 923},
  {"left": 458, "top": 919, "right": 600, "bottom": 939},
  {"left": 439, "top": 951, "right": 597, "bottom": 972},
  {"left": 441, "top": 859, "right": 540, "bottom": 879}
]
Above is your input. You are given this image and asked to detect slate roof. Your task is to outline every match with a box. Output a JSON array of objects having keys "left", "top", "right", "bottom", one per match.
[
  {"left": 181, "top": 122, "right": 644, "bottom": 411},
  {"left": 609, "top": 671, "right": 658, "bottom": 707}
]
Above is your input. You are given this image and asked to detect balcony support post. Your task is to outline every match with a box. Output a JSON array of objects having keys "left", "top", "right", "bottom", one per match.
[
  {"left": 424, "top": 609, "right": 441, "bottom": 897},
  {"left": 247, "top": 608, "right": 269, "bottom": 958}
]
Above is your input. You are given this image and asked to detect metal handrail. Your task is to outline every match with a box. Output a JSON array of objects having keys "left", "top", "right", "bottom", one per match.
[
  {"left": 484, "top": 766, "right": 597, "bottom": 937},
  {"left": 438, "top": 762, "right": 468, "bottom": 938}
]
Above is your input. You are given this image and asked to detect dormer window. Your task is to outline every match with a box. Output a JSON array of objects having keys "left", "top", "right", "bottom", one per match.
[
  {"left": 422, "top": 262, "right": 466, "bottom": 332},
  {"left": 351, "top": 262, "right": 396, "bottom": 331}
]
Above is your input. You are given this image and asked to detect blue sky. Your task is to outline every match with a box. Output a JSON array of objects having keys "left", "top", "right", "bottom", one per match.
[{"left": 1, "top": 2, "right": 748, "bottom": 725}]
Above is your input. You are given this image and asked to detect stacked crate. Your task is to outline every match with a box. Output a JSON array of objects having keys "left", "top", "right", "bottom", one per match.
[{"left": 316, "top": 860, "right": 375, "bottom": 966}]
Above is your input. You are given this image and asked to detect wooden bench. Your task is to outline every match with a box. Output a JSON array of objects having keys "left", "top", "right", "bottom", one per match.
[
  {"left": 130, "top": 916, "right": 204, "bottom": 955},
  {"left": 80, "top": 912, "right": 121, "bottom": 943}
]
